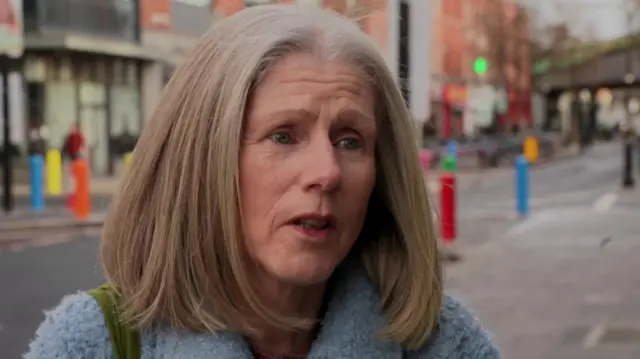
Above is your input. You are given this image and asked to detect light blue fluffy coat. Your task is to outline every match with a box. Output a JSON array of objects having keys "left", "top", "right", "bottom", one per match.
[{"left": 24, "top": 262, "right": 500, "bottom": 359}]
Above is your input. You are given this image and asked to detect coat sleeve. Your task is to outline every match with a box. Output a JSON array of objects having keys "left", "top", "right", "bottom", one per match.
[{"left": 23, "top": 292, "right": 113, "bottom": 359}]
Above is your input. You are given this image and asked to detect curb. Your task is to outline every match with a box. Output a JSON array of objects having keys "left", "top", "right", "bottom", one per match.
[{"left": 0, "top": 214, "right": 105, "bottom": 233}]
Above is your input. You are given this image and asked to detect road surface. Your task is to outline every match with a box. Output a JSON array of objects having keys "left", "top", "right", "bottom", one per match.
[{"left": 0, "top": 232, "right": 103, "bottom": 358}]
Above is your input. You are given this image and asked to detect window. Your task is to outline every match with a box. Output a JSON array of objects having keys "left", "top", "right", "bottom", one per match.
[
  {"left": 244, "top": 0, "right": 272, "bottom": 6},
  {"left": 39, "top": 0, "right": 137, "bottom": 40},
  {"left": 175, "top": 0, "right": 210, "bottom": 6}
]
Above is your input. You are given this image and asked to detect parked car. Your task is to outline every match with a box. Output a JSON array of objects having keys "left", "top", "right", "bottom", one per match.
[
  {"left": 430, "top": 137, "right": 480, "bottom": 168},
  {"left": 476, "top": 131, "right": 557, "bottom": 168}
]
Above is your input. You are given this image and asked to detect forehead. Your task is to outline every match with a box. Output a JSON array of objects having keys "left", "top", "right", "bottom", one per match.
[{"left": 249, "top": 54, "right": 375, "bottom": 115}]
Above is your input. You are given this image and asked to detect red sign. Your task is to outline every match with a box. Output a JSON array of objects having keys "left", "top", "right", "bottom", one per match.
[
  {"left": 0, "top": 0, "right": 16, "bottom": 28},
  {"left": 140, "top": 0, "right": 171, "bottom": 30},
  {"left": 0, "top": 0, "right": 22, "bottom": 57},
  {"left": 443, "top": 85, "right": 466, "bottom": 105}
]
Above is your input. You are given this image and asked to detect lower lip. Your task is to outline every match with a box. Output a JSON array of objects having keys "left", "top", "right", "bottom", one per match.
[{"left": 293, "top": 225, "right": 333, "bottom": 241}]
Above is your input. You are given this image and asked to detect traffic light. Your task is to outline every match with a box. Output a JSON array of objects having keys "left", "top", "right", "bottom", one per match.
[{"left": 473, "top": 57, "right": 488, "bottom": 75}]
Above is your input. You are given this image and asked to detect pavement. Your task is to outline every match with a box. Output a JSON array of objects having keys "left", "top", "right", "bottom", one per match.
[
  {"left": 11, "top": 176, "right": 122, "bottom": 197},
  {"left": 0, "top": 179, "right": 114, "bottom": 235},
  {"left": 1, "top": 141, "right": 639, "bottom": 358},
  {"left": 444, "top": 141, "right": 640, "bottom": 358}
]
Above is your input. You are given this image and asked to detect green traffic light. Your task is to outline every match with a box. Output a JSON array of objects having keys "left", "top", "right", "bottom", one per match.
[{"left": 473, "top": 57, "right": 488, "bottom": 75}]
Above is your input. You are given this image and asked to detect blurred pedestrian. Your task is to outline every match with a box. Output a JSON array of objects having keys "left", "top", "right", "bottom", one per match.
[
  {"left": 25, "top": 5, "right": 499, "bottom": 359},
  {"left": 27, "top": 124, "right": 47, "bottom": 157},
  {"left": 62, "top": 123, "right": 84, "bottom": 161}
]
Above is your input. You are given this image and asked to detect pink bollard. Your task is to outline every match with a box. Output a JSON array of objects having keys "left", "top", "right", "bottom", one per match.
[{"left": 419, "top": 150, "right": 433, "bottom": 174}]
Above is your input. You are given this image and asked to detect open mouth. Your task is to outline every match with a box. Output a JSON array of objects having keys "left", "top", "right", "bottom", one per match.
[{"left": 294, "top": 218, "right": 333, "bottom": 230}]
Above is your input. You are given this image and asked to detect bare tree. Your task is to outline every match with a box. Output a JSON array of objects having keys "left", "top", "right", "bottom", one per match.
[
  {"left": 472, "top": 0, "right": 534, "bottom": 132},
  {"left": 473, "top": 1, "right": 508, "bottom": 89}
]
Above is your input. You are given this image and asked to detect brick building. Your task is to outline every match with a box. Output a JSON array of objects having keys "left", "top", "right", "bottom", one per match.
[{"left": 431, "top": 0, "right": 532, "bottom": 138}]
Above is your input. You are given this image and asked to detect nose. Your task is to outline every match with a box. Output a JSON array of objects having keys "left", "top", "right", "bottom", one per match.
[{"left": 301, "top": 137, "right": 341, "bottom": 193}]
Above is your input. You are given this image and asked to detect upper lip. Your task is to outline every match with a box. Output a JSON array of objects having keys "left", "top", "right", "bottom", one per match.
[{"left": 290, "top": 212, "right": 336, "bottom": 226}]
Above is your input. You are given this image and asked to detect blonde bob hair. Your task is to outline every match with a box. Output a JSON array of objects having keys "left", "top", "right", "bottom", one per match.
[{"left": 101, "top": 4, "right": 441, "bottom": 350}]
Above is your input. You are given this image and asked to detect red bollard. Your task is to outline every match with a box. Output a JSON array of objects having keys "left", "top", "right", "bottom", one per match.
[
  {"left": 66, "top": 163, "right": 76, "bottom": 211},
  {"left": 440, "top": 172, "right": 456, "bottom": 242},
  {"left": 72, "top": 159, "right": 91, "bottom": 219}
]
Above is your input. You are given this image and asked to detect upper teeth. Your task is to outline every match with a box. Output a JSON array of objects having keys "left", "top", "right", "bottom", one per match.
[{"left": 297, "top": 219, "right": 327, "bottom": 228}]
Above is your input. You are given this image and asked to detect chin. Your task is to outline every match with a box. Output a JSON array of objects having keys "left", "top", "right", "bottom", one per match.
[{"left": 268, "top": 260, "right": 339, "bottom": 286}]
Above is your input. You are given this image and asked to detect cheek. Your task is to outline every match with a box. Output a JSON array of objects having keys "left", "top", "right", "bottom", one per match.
[{"left": 239, "top": 152, "right": 290, "bottom": 237}]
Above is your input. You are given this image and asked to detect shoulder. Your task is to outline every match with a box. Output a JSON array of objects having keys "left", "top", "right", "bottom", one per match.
[
  {"left": 408, "top": 294, "right": 501, "bottom": 359},
  {"left": 24, "top": 291, "right": 113, "bottom": 359}
]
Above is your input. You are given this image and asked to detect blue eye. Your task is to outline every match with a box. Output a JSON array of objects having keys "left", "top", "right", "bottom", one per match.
[
  {"left": 270, "top": 132, "right": 293, "bottom": 145},
  {"left": 336, "top": 138, "right": 362, "bottom": 150}
]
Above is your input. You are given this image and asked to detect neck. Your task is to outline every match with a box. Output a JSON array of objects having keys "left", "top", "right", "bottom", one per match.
[{"left": 248, "top": 280, "right": 327, "bottom": 357}]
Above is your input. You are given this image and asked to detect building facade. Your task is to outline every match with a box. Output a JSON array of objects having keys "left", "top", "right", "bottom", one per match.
[
  {"left": 138, "top": 0, "right": 221, "bottom": 131},
  {"left": 13, "top": 0, "right": 432, "bottom": 175},
  {"left": 431, "top": 0, "right": 532, "bottom": 138},
  {"left": 23, "top": 0, "right": 151, "bottom": 175}
]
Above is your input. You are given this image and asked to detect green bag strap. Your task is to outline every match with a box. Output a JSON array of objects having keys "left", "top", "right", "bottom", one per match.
[{"left": 87, "top": 284, "right": 141, "bottom": 359}]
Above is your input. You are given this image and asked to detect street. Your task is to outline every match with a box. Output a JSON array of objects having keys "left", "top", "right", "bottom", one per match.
[
  {"left": 0, "top": 232, "right": 103, "bottom": 358},
  {"left": 1, "top": 141, "right": 638, "bottom": 358},
  {"left": 448, "top": 141, "right": 640, "bottom": 358}
]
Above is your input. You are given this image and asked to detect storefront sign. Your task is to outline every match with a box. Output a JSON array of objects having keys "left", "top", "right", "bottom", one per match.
[
  {"left": 0, "top": 0, "right": 22, "bottom": 58},
  {"left": 443, "top": 85, "right": 466, "bottom": 105}
]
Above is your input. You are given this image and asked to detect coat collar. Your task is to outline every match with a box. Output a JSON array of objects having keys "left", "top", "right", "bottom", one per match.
[{"left": 149, "top": 259, "right": 403, "bottom": 358}]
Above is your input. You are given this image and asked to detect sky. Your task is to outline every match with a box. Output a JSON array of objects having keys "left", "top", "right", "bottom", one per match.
[{"left": 524, "top": 0, "right": 629, "bottom": 40}]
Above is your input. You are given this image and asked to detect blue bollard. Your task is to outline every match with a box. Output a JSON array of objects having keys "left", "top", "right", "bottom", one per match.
[
  {"left": 515, "top": 155, "right": 529, "bottom": 217},
  {"left": 30, "top": 154, "right": 45, "bottom": 211},
  {"left": 447, "top": 140, "right": 457, "bottom": 157}
]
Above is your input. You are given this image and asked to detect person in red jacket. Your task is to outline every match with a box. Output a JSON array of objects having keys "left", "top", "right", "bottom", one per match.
[{"left": 62, "top": 124, "right": 85, "bottom": 161}]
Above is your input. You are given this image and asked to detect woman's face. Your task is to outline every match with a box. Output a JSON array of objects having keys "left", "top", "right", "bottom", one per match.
[{"left": 240, "top": 53, "right": 377, "bottom": 287}]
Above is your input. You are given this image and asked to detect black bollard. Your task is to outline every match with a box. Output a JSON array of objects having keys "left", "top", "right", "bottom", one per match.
[
  {"left": 623, "top": 138, "right": 635, "bottom": 189},
  {"left": 1, "top": 59, "right": 13, "bottom": 212}
]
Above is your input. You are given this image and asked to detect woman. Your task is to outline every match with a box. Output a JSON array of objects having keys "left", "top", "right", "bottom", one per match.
[{"left": 25, "top": 5, "right": 499, "bottom": 359}]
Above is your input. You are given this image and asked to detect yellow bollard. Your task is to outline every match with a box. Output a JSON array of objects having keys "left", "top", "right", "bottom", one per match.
[
  {"left": 523, "top": 136, "right": 539, "bottom": 163},
  {"left": 45, "top": 149, "right": 63, "bottom": 195},
  {"left": 123, "top": 152, "right": 133, "bottom": 171}
]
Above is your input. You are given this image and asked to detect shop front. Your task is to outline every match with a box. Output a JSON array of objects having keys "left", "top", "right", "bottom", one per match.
[
  {"left": 23, "top": 0, "right": 146, "bottom": 176},
  {"left": 24, "top": 53, "right": 142, "bottom": 176},
  {"left": 441, "top": 84, "right": 467, "bottom": 139},
  {"left": 506, "top": 88, "right": 532, "bottom": 133}
]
